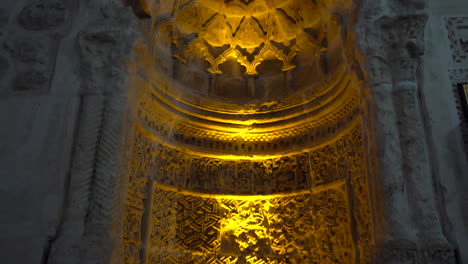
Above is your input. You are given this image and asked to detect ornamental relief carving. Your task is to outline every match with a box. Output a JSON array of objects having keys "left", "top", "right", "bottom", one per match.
[
  {"left": 445, "top": 17, "right": 468, "bottom": 65},
  {"left": 123, "top": 122, "right": 373, "bottom": 264},
  {"left": 145, "top": 0, "right": 327, "bottom": 75},
  {"left": 118, "top": 1, "right": 373, "bottom": 263},
  {"left": 143, "top": 182, "right": 354, "bottom": 264},
  {"left": 120, "top": 120, "right": 372, "bottom": 263},
  {"left": 127, "top": 0, "right": 359, "bottom": 110},
  {"left": 125, "top": 122, "right": 364, "bottom": 195},
  {"left": 133, "top": 82, "right": 361, "bottom": 156}
]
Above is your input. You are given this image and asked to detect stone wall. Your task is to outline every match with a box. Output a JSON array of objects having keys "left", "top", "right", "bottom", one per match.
[
  {"left": 0, "top": 0, "right": 140, "bottom": 263},
  {"left": 0, "top": 0, "right": 78, "bottom": 263},
  {"left": 423, "top": 0, "right": 468, "bottom": 261}
]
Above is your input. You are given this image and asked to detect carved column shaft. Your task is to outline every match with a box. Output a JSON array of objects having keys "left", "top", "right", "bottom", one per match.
[
  {"left": 393, "top": 81, "right": 447, "bottom": 246},
  {"left": 381, "top": 12, "right": 455, "bottom": 263},
  {"left": 381, "top": 13, "right": 448, "bottom": 247},
  {"left": 372, "top": 83, "right": 417, "bottom": 244},
  {"left": 357, "top": 2, "right": 457, "bottom": 260}
]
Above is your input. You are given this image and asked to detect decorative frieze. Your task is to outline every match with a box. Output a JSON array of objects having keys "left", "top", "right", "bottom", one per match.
[{"left": 125, "top": 122, "right": 365, "bottom": 195}]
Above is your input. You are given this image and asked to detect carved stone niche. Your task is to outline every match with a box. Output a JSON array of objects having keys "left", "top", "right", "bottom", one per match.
[
  {"left": 128, "top": 0, "right": 360, "bottom": 105},
  {"left": 122, "top": 0, "right": 365, "bottom": 161},
  {"left": 116, "top": 0, "right": 377, "bottom": 264}
]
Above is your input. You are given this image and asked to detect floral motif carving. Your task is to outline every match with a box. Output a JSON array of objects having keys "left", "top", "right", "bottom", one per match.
[
  {"left": 312, "top": 184, "right": 354, "bottom": 263},
  {"left": 267, "top": 194, "right": 315, "bottom": 259},
  {"left": 309, "top": 125, "right": 364, "bottom": 186}
]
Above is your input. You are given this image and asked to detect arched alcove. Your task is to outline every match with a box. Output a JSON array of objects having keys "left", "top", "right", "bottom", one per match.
[{"left": 117, "top": 0, "right": 376, "bottom": 263}]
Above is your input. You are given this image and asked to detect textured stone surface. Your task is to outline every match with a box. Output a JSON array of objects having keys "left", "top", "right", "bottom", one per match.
[
  {"left": 0, "top": 0, "right": 80, "bottom": 263},
  {"left": 422, "top": 0, "right": 468, "bottom": 261},
  {"left": 18, "top": 0, "right": 66, "bottom": 30},
  {"left": 0, "top": 55, "right": 9, "bottom": 80},
  {"left": 0, "top": 8, "right": 9, "bottom": 29},
  {"left": 0, "top": 96, "right": 78, "bottom": 264},
  {"left": 3, "top": 35, "right": 50, "bottom": 64},
  {"left": 2, "top": 33, "right": 55, "bottom": 94},
  {"left": 13, "top": 70, "right": 50, "bottom": 91}
]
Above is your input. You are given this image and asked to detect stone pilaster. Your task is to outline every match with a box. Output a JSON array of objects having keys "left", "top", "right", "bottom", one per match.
[{"left": 358, "top": 0, "right": 457, "bottom": 262}]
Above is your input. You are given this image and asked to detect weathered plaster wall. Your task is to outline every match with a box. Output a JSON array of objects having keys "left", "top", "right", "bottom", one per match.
[
  {"left": 423, "top": 0, "right": 468, "bottom": 261},
  {"left": 0, "top": 0, "right": 79, "bottom": 263},
  {"left": 0, "top": 0, "right": 140, "bottom": 263}
]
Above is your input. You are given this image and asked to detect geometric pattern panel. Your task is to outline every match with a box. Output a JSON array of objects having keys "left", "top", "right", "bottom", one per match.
[
  {"left": 122, "top": 123, "right": 372, "bottom": 263},
  {"left": 146, "top": 183, "right": 354, "bottom": 264},
  {"left": 150, "top": 188, "right": 177, "bottom": 250},
  {"left": 175, "top": 194, "right": 221, "bottom": 253}
]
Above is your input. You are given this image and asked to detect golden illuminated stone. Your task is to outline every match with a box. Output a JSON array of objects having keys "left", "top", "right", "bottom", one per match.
[
  {"left": 120, "top": 0, "right": 374, "bottom": 263},
  {"left": 120, "top": 120, "right": 372, "bottom": 263},
  {"left": 142, "top": 0, "right": 325, "bottom": 75},
  {"left": 144, "top": 183, "right": 354, "bottom": 263}
]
